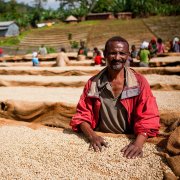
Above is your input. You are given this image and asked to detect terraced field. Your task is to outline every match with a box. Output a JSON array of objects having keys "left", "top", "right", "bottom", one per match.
[
  {"left": 19, "top": 16, "right": 180, "bottom": 52},
  {"left": 143, "top": 16, "right": 180, "bottom": 41},
  {"left": 19, "top": 24, "right": 91, "bottom": 50}
]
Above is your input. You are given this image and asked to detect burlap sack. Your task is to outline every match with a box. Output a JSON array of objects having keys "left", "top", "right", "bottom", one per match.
[
  {"left": 0, "top": 100, "right": 76, "bottom": 128},
  {"left": 166, "top": 127, "right": 180, "bottom": 177},
  {"left": 163, "top": 172, "right": 178, "bottom": 180},
  {"left": 167, "top": 127, "right": 180, "bottom": 155},
  {"left": 167, "top": 155, "right": 180, "bottom": 177}
]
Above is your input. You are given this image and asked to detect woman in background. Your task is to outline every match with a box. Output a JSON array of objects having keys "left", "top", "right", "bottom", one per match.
[{"left": 32, "top": 52, "right": 39, "bottom": 66}]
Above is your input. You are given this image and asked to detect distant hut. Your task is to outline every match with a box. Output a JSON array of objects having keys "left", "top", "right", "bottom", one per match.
[
  {"left": 65, "top": 15, "right": 78, "bottom": 24},
  {"left": 0, "top": 21, "right": 19, "bottom": 37},
  {"left": 86, "top": 13, "right": 115, "bottom": 20}
]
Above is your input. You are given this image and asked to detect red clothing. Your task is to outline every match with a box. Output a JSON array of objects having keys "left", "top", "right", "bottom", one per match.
[
  {"left": 157, "top": 43, "right": 165, "bottom": 53},
  {"left": 70, "top": 67, "right": 160, "bottom": 137},
  {"left": 0, "top": 48, "right": 3, "bottom": 54},
  {"left": 94, "top": 55, "right": 102, "bottom": 65}
]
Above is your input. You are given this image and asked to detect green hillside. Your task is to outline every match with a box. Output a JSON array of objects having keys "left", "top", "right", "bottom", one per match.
[{"left": 4, "top": 16, "right": 180, "bottom": 52}]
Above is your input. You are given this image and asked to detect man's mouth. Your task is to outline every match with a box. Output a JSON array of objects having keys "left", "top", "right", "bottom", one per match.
[{"left": 111, "top": 59, "right": 126, "bottom": 65}]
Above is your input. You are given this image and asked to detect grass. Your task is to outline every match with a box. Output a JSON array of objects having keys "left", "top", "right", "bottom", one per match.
[
  {"left": 0, "top": 37, "right": 20, "bottom": 46},
  {"left": 0, "top": 28, "right": 33, "bottom": 46},
  {"left": 143, "top": 16, "right": 180, "bottom": 41}
]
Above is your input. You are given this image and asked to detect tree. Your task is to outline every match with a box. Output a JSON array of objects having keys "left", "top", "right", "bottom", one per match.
[
  {"left": 0, "top": 0, "right": 6, "bottom": 14},
  {"left": 80, "top": 0, "right": 98, "bottom": 13},
  {"left": 6, "top": 0, "right": 18, "bottom": 18},
  {"left": 33, "top": 0, "right": 47, "bottom": 9},
  {"left": 92, "top": 0, "right": 114, "bottom": 13},
  {"left": 56, "top": 0, "right": 98, "bottom": 13}
]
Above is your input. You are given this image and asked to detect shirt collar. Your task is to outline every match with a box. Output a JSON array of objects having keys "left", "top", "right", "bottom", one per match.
[{"left": 88, "top": 67, "right": 140, "bottom": 99}]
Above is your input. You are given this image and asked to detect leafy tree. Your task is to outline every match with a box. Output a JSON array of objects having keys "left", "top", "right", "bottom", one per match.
[
  {"left": 56, "top": 0, "right": 98, "bottom": 13},
  {"left": 92, "top": 0, "right": 113, "bottom": 12},
  {"left": 33, "top": 0, "right": 48, "bottom": 9},
  {"left": 0, "top": 0, "right": 7, "bottom": 14},
  {"left": 30, "top": 10, "right": 41, "bottom": 27},
  {"left": 5, "top": 0, "right": 19, "bottom": 19},
  {"left": 132, "top": 0, "right": 158, "bottom": 16},
  {"left": 80, "top": 0, "right": 98, "bottom": 13}
]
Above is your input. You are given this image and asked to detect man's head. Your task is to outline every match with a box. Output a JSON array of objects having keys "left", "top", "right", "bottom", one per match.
[
  {"left": 157, "top": 38, "right": 162, "bottom": 44},
  {"left": 80, "top": 41, "right": 85, "bottom": 48},
  {"left": 131, "top": 45, "right": 136, "bottom": 51},
  {"left": 94, "top": 47, "right": 98, "bottom": 52},
  {"left": 61, "top": 48, "right": 66, "bottom": 52},
  {"left": 32, "top": 52, "right": 38, "bottom": 58},
  {"left": 104, "top": 36, "right": 130, "bottom": 71}
]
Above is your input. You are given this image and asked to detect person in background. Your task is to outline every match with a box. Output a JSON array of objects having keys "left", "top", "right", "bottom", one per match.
[
  {"left": 148, "top": 37, "right": 157, "bottom": 57},
  {"left": 32, "top": 52, "right": 39, "bottom": 66},
  {"left": 157, "top": 38, "right": 165, "bottom": 54},
  {"left": 137, "top": 41, "right": 151, "bottom": 67},
  {"left": 77, "top": 41, "right": 88, "bottom": 61},
  {"left": 94, "top": 50, "right": 102, "bottom": 65},
  {"left": 130, "top": 45, "right": 138, "bottom": 58},
  {"left": 70, "top": 36, "right": 160, "bottom": 159},
  {"left": 56, "top": 48, "right": 70, "bottom": 67},
  {"left": 172, "top": 37, "right": 180, "bottom": 52},
  {"left": 169, "top": 40, "right": 173, "bottom": 52},
  {"left": 93, "top": 47, "right": 104, "bottom": 58},
  {"left": 0, "top": 47, "right": 3, "bottom": 57},
  {"left": 38, "top": 44, "right": 47, "bottom": 56},
  {"left": 78, "top": 41, "right": 88, "bottom": 56},
  {"left": 93, "top": 47, "right": 105, "bottom": 65}
]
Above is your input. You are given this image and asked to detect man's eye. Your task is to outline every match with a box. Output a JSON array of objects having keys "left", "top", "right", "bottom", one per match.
[
  {"left": 119, "top": 52, "right": 126, "bottom": 55},
  {"left": 109, "top": 52, "right": 117, "bottom": 55},
  {"left": 109, "top": 52, "right": 127, "bottom": 56}
]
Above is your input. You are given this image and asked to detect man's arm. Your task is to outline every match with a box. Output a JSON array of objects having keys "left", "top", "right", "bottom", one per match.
[
  {"left": 121, "top": 134, "right": 148, "bottom": 158},
  {"left": 80, "top": 122, "right": 108, "bottom": 152},
  {"left": 121, "top": 74, "right": 159, "bottom": 159},
  {"left": 64, "top": 54, "right": 70, "bottom": 65}
]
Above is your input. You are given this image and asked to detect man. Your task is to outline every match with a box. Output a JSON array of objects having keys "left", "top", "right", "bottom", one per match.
[
  {"left": 38, "top": 44, "right": 47, "bottom": 56},
  {"left": 138, "top": 41, "right": 151, "bottom": 67},
  {"left": 32, "top": 52, "right": 39, "bottom": 66},
  {"left": 56, "top": 48, "right": 70, "bottom": 67},
  {"left": 77, "top": 41, "right": 88, "bottom": 61},
  {"left": 70, "top": 36, "right": 160, "bottom": 159},
  {"left": 0, "top": 47, "right": 3, "bottom": 57}
]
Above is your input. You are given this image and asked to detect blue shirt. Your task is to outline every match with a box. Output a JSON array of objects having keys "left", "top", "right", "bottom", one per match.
[{"left": 32, "top": 57, "right": 39, "bottom": 66}]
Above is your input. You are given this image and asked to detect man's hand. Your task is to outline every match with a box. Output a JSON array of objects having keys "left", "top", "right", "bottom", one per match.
[
  {"left": 80, "top": 122, "right": 108, "bottom": 152},
  {"left": 88, "top": 135, "right": 108, "bottom": 152},
  {"left": 121, "top": 134, "right": 148, "bottom": 159},
  {"left": 121, "top": 142, "right": 143, "bottom": 159}
]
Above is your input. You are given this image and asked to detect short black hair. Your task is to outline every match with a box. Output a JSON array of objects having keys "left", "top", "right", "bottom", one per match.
[
  {"left": 94, "top": 47, "right": 98, "bottom": 51},
  {"left": 104, "top": 36, "right": 129, "bottom": 57},
  {"left": 157, "top": 38, "right": 162, "bottom": 43},
  {"left": 61, "top": 48, "right": 66, "bottom": 52}
]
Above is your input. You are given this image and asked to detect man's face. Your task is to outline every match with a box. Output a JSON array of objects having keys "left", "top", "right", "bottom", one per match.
[{"left": 105, "top": 41, "right": 129, "bottom": 71}]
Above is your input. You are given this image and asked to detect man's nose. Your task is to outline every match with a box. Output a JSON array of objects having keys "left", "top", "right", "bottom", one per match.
[{"left": 114, "top": 52, "right": 122, "bottom": 59}]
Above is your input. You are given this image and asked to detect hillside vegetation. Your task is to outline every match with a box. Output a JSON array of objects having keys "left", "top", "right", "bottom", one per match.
[
  {"left": 2, "top": 16, "right": 180, "bottom": 53},
  {"left": 19, "top": 16, "right": 180, "bottom": 50}
]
